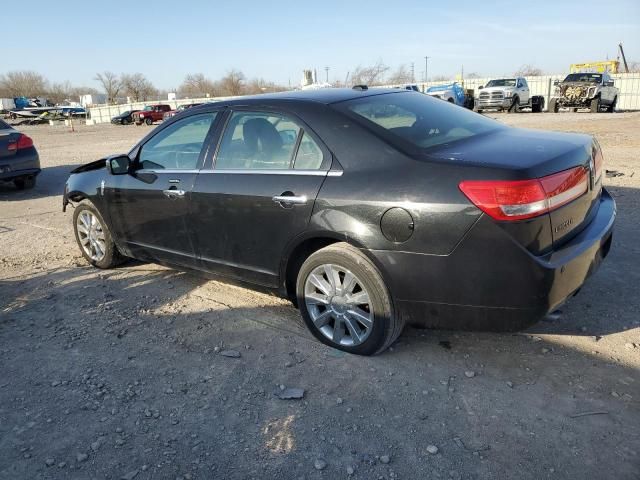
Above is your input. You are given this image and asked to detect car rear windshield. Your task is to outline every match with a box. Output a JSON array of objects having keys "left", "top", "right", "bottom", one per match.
[
  {"left": 339, "top": 92, "right": 502, "bottom": 150},
  {"left": 486, "top": 79, "right": 516, "bottom": 87},
  {"left": 563, "top": 73, "right": 602, "bottom": 83}
]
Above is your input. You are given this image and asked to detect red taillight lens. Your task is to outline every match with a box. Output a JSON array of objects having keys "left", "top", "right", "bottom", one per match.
[
  {"left": 459, "top": 166, "right": 588, "bottom": 222},
  {"left": 592, "top": 144, "right": 603, "bottom": 185},
  {"left": 8, "top": 134, "right": 34, "bottom": 151}
]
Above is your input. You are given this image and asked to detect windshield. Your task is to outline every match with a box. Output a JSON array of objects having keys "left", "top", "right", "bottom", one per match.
[
  {"left": 339, "top": 92, "right": 502, "bottom": 150},
  {"left": 120, "top": 111, "right": 131, "bottom": 116},
  {"left": 143, "top": 106, "right": 154, "bottom": 111},
  {"left": 563, "top": 73, "right": 602, "bottom": 83},
  {"left": 486, "top": 79, "right": 516, "bottom": 87}
]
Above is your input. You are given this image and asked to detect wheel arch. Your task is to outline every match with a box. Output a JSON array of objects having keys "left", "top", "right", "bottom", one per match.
[{"left": 280, "top": 232, "right": 394, "bottom": 305}]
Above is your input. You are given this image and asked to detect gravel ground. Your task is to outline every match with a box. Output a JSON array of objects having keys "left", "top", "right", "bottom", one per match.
[{"left": 1, "top": 112, "right": 639, "bottom": 480}]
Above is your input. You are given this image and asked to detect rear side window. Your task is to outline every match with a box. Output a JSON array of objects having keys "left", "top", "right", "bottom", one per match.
[
  {"left": 215, "top": 112, "right": 300, "bottom": 170},
  {"left": 138, "top": 112, "right": 216, "bottom": 170},
  {"left": 294, "top": 132, "right": 323, "bottom": 169},
  {"left": 339, "top": 92, "right": 502, "bottom": 150},
  {"left": 0, "top": 119, "right": 11, "bottom": 130}
]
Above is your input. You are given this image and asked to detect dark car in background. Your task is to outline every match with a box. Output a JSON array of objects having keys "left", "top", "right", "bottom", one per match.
[
  {"left": 63, "top": 89, "right": 615, "bottom": 355},
  {"left": 111, "top": 110, "right": 141, "bottom": 125},
  {"left": 162, "top": 103, "right": 203, "bottom": 121},
  {"left": 0, "top": 119, "right": 40, "bottom": 189}
]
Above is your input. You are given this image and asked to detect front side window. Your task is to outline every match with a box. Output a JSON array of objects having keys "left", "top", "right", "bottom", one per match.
[
  {"left": 340, "top": 92, "right": 502, "bottom": 150},
  {"left": 216, "top": 112, "right": 302, "bottom": 170},
  {"left": 138, "top": 112, "right": 216, "bottom": 170}
]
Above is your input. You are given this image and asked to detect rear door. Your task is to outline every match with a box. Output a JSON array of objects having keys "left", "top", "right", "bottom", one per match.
[
  {"left": 190, "top": 108, "right": 332, "bottom": 287},
  {"left": 106, "top": 111, "right": 220, "bottom": 266}
]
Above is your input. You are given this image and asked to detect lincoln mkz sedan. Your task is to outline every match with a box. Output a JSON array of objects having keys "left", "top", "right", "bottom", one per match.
[{"left": 63, "top": 88, "right": 615, "bottom": 355}]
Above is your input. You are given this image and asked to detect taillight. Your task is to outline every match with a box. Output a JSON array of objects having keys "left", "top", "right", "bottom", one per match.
[
  {"left": 7, "top": 133, "right": 34, "bottom": 151},
  {"left": 459, "top": 166, "right": 588, "bottom": 221},
  {"left": 592, "top": 144, "right": 603, "bottom": 185}
]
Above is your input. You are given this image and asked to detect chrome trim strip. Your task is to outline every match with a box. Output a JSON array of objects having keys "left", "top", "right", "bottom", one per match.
[{"left": 135, "top": 168, "right": 343, "bottom": 177}]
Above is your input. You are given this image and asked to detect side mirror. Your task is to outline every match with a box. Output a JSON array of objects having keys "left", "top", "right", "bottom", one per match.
[
  {"left": 478, "top": 85, "right": 484, "bottom": 90},
  {"left": 604, "top": 81, "right": 614, "bottom": 87},
  {"left": 553, "top": 80, "right": 560, "bottom": 86},
  {"left": 106, "top": 155, "right": 131, "bottom": 175}
]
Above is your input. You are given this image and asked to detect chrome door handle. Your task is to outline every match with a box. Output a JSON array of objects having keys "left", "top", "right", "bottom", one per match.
[
  {"left": 163, "top": 189, "right": 186, "bottom": 199},
  {"left": 272, "top": 195, "right": 307, "bottom": 205}
]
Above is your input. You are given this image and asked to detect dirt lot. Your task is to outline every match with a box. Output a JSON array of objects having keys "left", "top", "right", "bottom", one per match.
[{"left": 1, "top": 112, "right": 639, "bottom": 480}]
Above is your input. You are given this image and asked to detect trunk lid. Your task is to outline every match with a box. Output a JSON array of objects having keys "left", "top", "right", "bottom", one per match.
[{"left": 429, "top": 127, "right": 602, "bottom": 251}]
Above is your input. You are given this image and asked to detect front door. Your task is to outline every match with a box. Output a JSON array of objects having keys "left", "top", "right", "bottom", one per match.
[
  {"left": 190, "top": 109, "right": 332, "bottom": 287},
  {"left": 106, "top": 111, "right": 219, "bottom": 266}
]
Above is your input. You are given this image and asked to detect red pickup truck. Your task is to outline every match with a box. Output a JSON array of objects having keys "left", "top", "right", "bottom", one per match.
[{"left": 133, "top": 104, "right": 172, "bottom": 125}]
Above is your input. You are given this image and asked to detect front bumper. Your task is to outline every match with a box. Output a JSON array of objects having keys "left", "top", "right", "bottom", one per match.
[
  {"left": 476, "top": 98, "right": 512, "bottom": 109},
  {"left": 369, "top": 189, "right": 616, "bottom": 330},
  {"left": 555, "top": 97, "right": 593, "bottom": 108}
]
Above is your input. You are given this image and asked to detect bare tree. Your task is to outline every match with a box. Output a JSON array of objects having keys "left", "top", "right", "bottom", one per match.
[
  {"left": 0, "top": 71, "right": 49, "bottom": 98},
  {"left": 514, "top": 64, "right": 544, "bottom": 76},
  {"left": 432, "top": 75, "right": 452, "bottom": 82},
  {"left": 466, "top": 72, "right": 482, "bottom": 79},
  {"left": 627, "top": 61, "right": 640, "bottom": 73},
  {"left": 218, "top": 69, "right": 245, "bottom": 96},
  {"left": 94, "top": 71, "right": 121, "bottom": 104},
  {"left": 386, "top": 65, "right": 413, "bottom": 85},
  {"left": 179, "top": 73, "right": 217, "bottom": 98},
  {"left": 47, "top": 81, "right": 74, "bottom": 104},
  {"left": 351, "top": 60, "right": 389, "bottom": 86},
  {"left": 120, "top": 73, "right": 156, "bottom": 102}
]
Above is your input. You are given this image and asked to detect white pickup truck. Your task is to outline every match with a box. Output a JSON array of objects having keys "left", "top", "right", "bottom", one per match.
[{"left": 475, "top": 77, "right": 544, "bottom": 113}]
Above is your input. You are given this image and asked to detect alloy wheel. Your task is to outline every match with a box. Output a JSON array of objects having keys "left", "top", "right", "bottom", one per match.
[
  {"left": 304, "top": 264, "right": 373, "bottom": 347},
  {"left": 76, "top": 211, "right": 107, "bottom": 262}
]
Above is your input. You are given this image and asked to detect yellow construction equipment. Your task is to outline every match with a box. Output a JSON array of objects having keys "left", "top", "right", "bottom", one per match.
[{"left": 570, "top": 61, "right": 619, "bottom": 74}]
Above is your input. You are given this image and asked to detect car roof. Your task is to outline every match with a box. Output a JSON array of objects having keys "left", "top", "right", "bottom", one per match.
[{"left": 210, "top": 88, "right": 410, "bottom": 107}]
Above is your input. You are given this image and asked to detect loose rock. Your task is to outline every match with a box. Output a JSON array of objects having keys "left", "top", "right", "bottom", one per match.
[
  {"left": 464, "top": 371, "right": 476, "bottom": 378},
  {"left": 426, "top": 445, "right": 439, "bottom": 455},
  {"left": 380, "top": 454, "right": 391, "bottom": 464},
  {"left": 314, "top": 458, "right": 327, "bottom": 470},
  {"left": 276, "top": 387, "right": 305, "bottom": 400},
  {"left": 76, "top": 452, "right": 88, "bottom": 462},
  {"left": 219, "top": 350, "right": 241, "bottom": 358}
]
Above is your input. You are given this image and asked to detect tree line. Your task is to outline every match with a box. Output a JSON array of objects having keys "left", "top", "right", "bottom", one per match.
[{"left": 3, "top": 61, "right": 637, "bottom": 105}]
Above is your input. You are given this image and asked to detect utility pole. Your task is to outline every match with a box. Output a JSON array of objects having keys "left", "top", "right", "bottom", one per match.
[
  {"left": 424, "top": 56, "right": 430, "bottom": 83},
  {"left": 410, "top": 62, "right": 415, "bottom": 83},
  {"left": 325, "top": 66, "right": 329, "bottom": 83}
]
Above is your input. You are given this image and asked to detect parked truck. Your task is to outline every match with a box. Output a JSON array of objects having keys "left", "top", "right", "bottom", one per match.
[
  {"left": 474, "top": 77, "right": 544, "bottom": 113},
  {"left": 425, "top": 82, "right": 475, "bottom": 109},
  {"left": 132, "top": 104, "right": 172, "bottom": 125},
  {"left": 549, "top": 72, "right": 619, "bottom": 113}
]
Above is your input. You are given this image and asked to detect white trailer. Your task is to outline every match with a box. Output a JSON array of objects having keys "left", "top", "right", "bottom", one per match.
[{"left": 1, "top": 98, "right": 16, "bottom": 111}]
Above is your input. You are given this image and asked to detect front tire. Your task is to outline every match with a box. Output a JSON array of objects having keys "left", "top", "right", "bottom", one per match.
[
  {"left": 507, "top": 96, "right": 520, "bottom": 113},
  {"left": 296, "top": 243, "right": 403, "bottom": 355},
  {"left": 73, "top": 200, "right": 126, "bottom": 269},
  {"left": 590, "top": 97, "right": 601, "bottom": 113},
  {"left": 549, "top": 98, "right": 559, "bottom": 113},
  {"left": 145, "top": 117, "right": 153, "bottom": 125},
  {"left": 608, "top": 96, "right": 617, "bottom": 113}
]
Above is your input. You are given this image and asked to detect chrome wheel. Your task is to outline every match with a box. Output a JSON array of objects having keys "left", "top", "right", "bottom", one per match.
[
  {"left": 304, "top": 264, "right": 373, "bottom": 347},
  {"left": 76, "top": 211, "right": 106, "bottom": 262}
]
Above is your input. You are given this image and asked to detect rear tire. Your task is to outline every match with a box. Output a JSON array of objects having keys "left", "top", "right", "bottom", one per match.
[
  {"left": 590, "top": 97, "right": 601, "bottom": 113},
  {"left": 296, "top": 242, "right": 403, "bottom": 355},
  {"left": 72, "top": 200, "right": 126, "bottom": 269},
  {"left": 608, "top": 96, "right": 617, "bottom": 113},
  {"left": 14, "top": 176, "right": 36, "bottom": 190}
]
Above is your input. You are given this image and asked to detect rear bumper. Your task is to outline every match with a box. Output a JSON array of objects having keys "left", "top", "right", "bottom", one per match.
[
  {"left": 369, "top": 188, "right": 616, "bottom": 330},
  {"left": 0, "top": 150, "right": 41, "bottom": 181}
]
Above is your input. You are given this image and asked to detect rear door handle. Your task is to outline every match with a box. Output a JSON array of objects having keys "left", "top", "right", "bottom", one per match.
[
  {"left": 163, "top": 188, "right": 186, "bottom": 199},
  {"left": 272, "top": 195, "right": 307, "bottom": 206}
]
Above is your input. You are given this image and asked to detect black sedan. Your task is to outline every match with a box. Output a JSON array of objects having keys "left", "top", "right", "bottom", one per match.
[
  {"left": 111, "top": 110, "right": 140, "bottom": 125},
  {"left": 0, "top": 119, "right": 40, "bottom": 189},
  {"left": 63, "top": 88, "right": 615, "bottom": 355}
]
